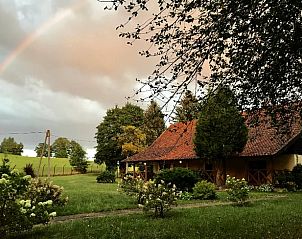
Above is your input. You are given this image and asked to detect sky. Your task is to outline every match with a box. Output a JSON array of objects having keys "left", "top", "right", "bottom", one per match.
[{"left": 0, "top": 0, "right": 158, "bottom": 157}]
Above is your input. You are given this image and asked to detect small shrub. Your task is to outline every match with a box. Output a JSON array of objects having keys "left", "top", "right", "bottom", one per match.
[
  {"left": 139, "top": 180, "right": 178, "bottom": 217},
  {"left": 193, "top": 180, "right": 217, "bottom": 200},
  {"left": 275, "top": 170, "right": 296, "bottom": 191},
  {"left": 292, "top": 164, "right": 302, "bottom": 190},
  {"left": 96, "top": 170, "right": 116, "bottom": 183},
  {"left": 225, "top": 175, "right": 249, "bottom": 205},
  {"left": 119, "top": 175, "right": 144, "bottom": 203},
  {"left": 23, "top": 163, "right": 36, "bottom": 178},
  {"left": 0, "top": 157, "right": 10, "bottom": 176},
  {"left": 257, "top": 184, "right": 274, "bottom": 192},
  {"left": 154, "top": 167, "right": 197, "bottom": 192},
  {"left": 179, "top": 191, "right": 193, "bottom": 200}
]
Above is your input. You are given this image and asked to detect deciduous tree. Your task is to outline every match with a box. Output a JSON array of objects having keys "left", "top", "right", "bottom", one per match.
[
  {"left": 34, "top": 143, "right": 52, "bottom": 157},
  {"left": 107, "top": 0, "right": 302, "bottom": 124},
  {"left": 69, "top": 140, "right": 87, "bottom": 173},
  {"left": 51, "top": 137, "right": 70, "bottom": 158},
  {"left": 0, "top": 137, "right": 23, "bottom": 155}
]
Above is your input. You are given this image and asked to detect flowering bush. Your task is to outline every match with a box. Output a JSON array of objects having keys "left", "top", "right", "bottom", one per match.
[
  {"left": 193, "top": 180, "right": 217, "bottom": 200},
  {"left": 119, "top": 174, "right": 144, "bottom": 203},
  {"left": 0, "top": 160, "right": 67, "bottom": 237},
  {"left": 225, "top": 175, "right": 249, "bottom": 205},
  {"left": 248, "top": 184, "right": 274, "bottom": 192},
  {"left": 179, "top": 191, "right": 193, "bottom": 200},
  {"left": 119, "top": 176, "right": 179, "bottom": 217},
  {"left": 139, "top": 180, "right": 178, "bottom": 217}
]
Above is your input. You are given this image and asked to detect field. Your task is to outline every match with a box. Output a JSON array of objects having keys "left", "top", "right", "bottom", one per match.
[{"left": 1, "top": 153, "right": 105, "bottom": 176}]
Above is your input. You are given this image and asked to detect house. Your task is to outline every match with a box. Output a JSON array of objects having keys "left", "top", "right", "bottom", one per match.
[{"left": 123, "top": 119, "right": 302, "bottom": 185}]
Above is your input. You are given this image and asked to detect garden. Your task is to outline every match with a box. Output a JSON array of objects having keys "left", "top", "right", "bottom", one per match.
[{"left": 2, "top": 161, "right": 302, "bottom": 239}]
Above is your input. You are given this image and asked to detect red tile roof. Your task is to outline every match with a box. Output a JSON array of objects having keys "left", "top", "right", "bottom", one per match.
[{"left": 124, "top": 119, "right": 301, "bottom": 162}]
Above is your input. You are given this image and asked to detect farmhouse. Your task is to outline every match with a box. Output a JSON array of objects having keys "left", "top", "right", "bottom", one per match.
[{"left": 123, "top": 120, "right": 302, "bottom": 185}]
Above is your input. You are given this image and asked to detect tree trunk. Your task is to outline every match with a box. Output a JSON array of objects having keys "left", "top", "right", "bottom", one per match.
[{"left": 215, "top": 158, "right": 226, "bottom": 187}]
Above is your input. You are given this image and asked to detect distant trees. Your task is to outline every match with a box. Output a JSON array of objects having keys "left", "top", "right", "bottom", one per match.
[
  {"left": 69, "top": 140, "right": 88, "bottom": 173},
  {"left": 174, "top": 90, "right": 201, "bottom": 122},
  {"left": 194, "top": 87, "right": 248, "bottom": 185},
  {"left": 143, "top": 101, "right": 166, "bottom": 146},
  {"left": 51, "top": 137, "right": 71, "bottom": 158},
  {"left": 34, "top": 143, "right": 52, "bottom": 157},
  {"left": 0, "top": 137, "right": 23, "bottom": 155}
]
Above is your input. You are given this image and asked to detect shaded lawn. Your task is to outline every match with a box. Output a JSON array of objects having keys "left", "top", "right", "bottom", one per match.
[
  {"left": 13, "top": 193, "right": 302, "bottom": 239},
  {"left": 51, "top": 174, "right": 136, "bottom": 216}
]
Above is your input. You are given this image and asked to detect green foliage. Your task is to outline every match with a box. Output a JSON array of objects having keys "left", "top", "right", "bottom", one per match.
[
  {"left": 35, "top": 143, "right": 52, "bottom": 157},
  {"left": 292, "top": 164, "right": 302, "bottom": 190},
  {"left": 0, "top": 160, "right": 66, "bottom": 236},
  {"left": 143, "top": 100, "right": 166, "bottom": 146},
  {"left": 0, "top": 137, "right": 23, "bottom": 155},
  {"left": 248, "top": 184, "right": 275, "bottom": 193},
  {"left": 119, "top": 174, "right": 144, "bottom": 203},
  {"left": 95, "top": 103, "right": 144, "bottom": 170},
  {"left": 139, "top": 180, "right": 178, "bottom": 217},
  {"left": 114, "top": 1, "right": 302, "bottom": 123},
  {"left": 0, "top": 157, "right": 10, "bottom": 176},
  {"left": 154, "top": 167, "right": 197, "bottom": 192},
  {"left": 174, "top": 90, "right": 201, "bottom": 122},
  {"left": 275, "top": 170, "right": 296, "bottom": 191},
  {"left": 52, "top": 137, "right": 71, "bottom": 158},
  {"left": 225, "top": 175, "right": 249, "bottom": 205},
  {"left": 179, "top": 191, "right": 193, "bottom": 201},
  {"left": 117, "top": 125, "right": 147, "bottom": 157},
  {"left": 23, "top": 163, "right": 36, "bottom": 178},
  {"left": 96, "top": 170, "right": 116, "bottom": 183},
  {"left": 69, "top": 140, "right": 87, "bottom": 173},
  {"left": 192, "top": 180, "right": 217, "bottom": 200}
]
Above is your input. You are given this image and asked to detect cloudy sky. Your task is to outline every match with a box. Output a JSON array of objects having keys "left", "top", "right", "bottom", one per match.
[{"left": 0, "top": 0, "right": 158, "bottom": 156}]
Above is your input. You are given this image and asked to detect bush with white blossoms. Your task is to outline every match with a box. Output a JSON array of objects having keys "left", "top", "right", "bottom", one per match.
[
  {"left": 0, "top": 159, "right": 67, "bottom": 237},
  {"left": 119, "top": 174, "right": 145, "bottom": 203},
  {"left": 225, "top": 175, "right": 249, "bottom": 205},
  {"left": 139, "top": 180, "right": 178, "bottom": 217}
]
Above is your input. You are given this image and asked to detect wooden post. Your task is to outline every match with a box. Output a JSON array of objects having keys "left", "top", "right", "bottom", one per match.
[
  {"left": 47, "top": 130, "right": 51, "bottom": 178},
  {"left": 170, "top": 162, "right": 174, "bottom": 169},
  {"left": 144, "top": 163, "right": 147, "bottom": 181},
  {"left": 126, "top": 162, "right": 128, "bottom": 174},
  {"left": 38, "top": 130, "right": 48, "bottom": 176},
  {"left": 133, "top": 163, "right": 136, "bottom": 177},
  {"left": 186, "top": 161, "right": 189, "bottom": 169}
]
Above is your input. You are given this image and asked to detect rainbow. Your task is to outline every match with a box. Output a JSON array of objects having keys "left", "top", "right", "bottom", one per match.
[{"left": 0, "top": 0, "right": 88, "bottom": 74}]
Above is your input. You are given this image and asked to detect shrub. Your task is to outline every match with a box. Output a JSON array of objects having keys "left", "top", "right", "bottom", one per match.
[
  {"left": 292, "top": 164, "right": 302, "bottom": 190},
  {"left": 179, "top": 191, "right": 193, "bottom": 200},
  {"left": 275, "top": 170, "right": 296, "bottom": 191},
  {"left": 257, "top": 184, "right": 274, "bottom": 192},
  {"left": 154, "top": 167, "right": 197, "bottom": 192},
  {"left": 225, "top": 175, "right": 249, "bottom": 205},
  {"left": 139, "top": 180, "right": 178, "bottom": 217},
  {"left": 0, "top": 157, "right": 10, "bottom": 176},
  {"left": 23, "top": 163, "right": 36, "bottom": 178},
  {"left": 119, "top": 175, "right": 144, "bottom": 203},
  {"left": 0, "top": 160, "right": 66, "bottom": 237},
  {"left": 96, "top": 170, "right": 116, "bottom": 183},
  {"left": 193, "top": 180, "right": 217, "bottom": 200}
]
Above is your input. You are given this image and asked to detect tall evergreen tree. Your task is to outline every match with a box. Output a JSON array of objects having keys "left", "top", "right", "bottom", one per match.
[
  {"left": 95, "top": 103, "right": 144, "bottom": 170},
  {"left": 194, "top": 87, "right": 248, "bottom": 186},
  {"left": 174, "top": 90, "right": 201, "bottom": 122},
  {"left": 143, "top": 101, "right": 166, "bottom": 146}
]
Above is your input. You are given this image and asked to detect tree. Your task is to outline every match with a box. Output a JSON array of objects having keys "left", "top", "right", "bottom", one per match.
[
  {"left": 143, "top": 101, "right": 166, "bottom": 146},
  {"left": 174, "top": 90, "right": 201, "bottom": 122},
  {"left": 194, "top": 87, "right": 248, "bottom": 186},
  {"left": 69, "top": 140, "right": 88, "bottom": 173},
  {"left": 108, "top": 1, "right": 302, "bottom": 124},
  {"left": 34, "top": 143, "right": 52, "bottom": 157},
  {"left": 95, "top": 103, "right": 144, "bottom": 170},
  {"left": 0, "top": 137, "right": 23, "bottom": 155},
  {"left": 51, "top": 137, "right": 70, "bottom": 158},
  {"left": 118, "top": 125, "right": 147, "bottom": 157}
]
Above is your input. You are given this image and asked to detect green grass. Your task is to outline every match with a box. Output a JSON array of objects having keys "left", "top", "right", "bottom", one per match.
[
  {"left": 1, "top": 153, "right": 105, "bottom": 176},
  {"left": 11, "top": 193, "right": 302, "bottom": 239},
  {"left": 51, "top": 174, "right": 136, "bottom": 216}
]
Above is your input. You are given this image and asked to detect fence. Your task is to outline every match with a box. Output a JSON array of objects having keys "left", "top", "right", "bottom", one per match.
[{"left": 13, "top": 164, "right": 103, "bottom": 177}]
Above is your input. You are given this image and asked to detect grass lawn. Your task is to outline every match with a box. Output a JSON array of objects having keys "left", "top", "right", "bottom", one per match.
[
  {"left": 51, "top": 174, "right": 136, "bottom": 216},
  {"left": 1, "top": 153, "right": 105, "bottom": 176},
  {"left": 11, "top": 193, "right": 302, "bottom": 239}
]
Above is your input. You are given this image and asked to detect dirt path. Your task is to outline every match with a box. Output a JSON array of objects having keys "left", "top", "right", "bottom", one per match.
[{"left": 51, "top": 195, "right": 287, "bottom": 224}]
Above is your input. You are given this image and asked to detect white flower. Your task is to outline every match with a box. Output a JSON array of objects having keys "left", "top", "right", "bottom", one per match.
[
  {"left": 0, "top": 178, "right": 8, "bottom": 184},
  {"left": 30, "top": 213, "right": 36, "bottom": 217},
  {"left": 49, "top": 212, "right": 56, "bottom": 217},
  {"left": 160, "top": 180, "right": 164, "bottom": 184},
  {"left": 23, "top": 175, "right": 31, "bottom": 180},
  {"left": 46, "top": 200, "right": 53, "bottom": 205},
  {"left": 20, "top": 208, "right": 27, "bottom": 214}
]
